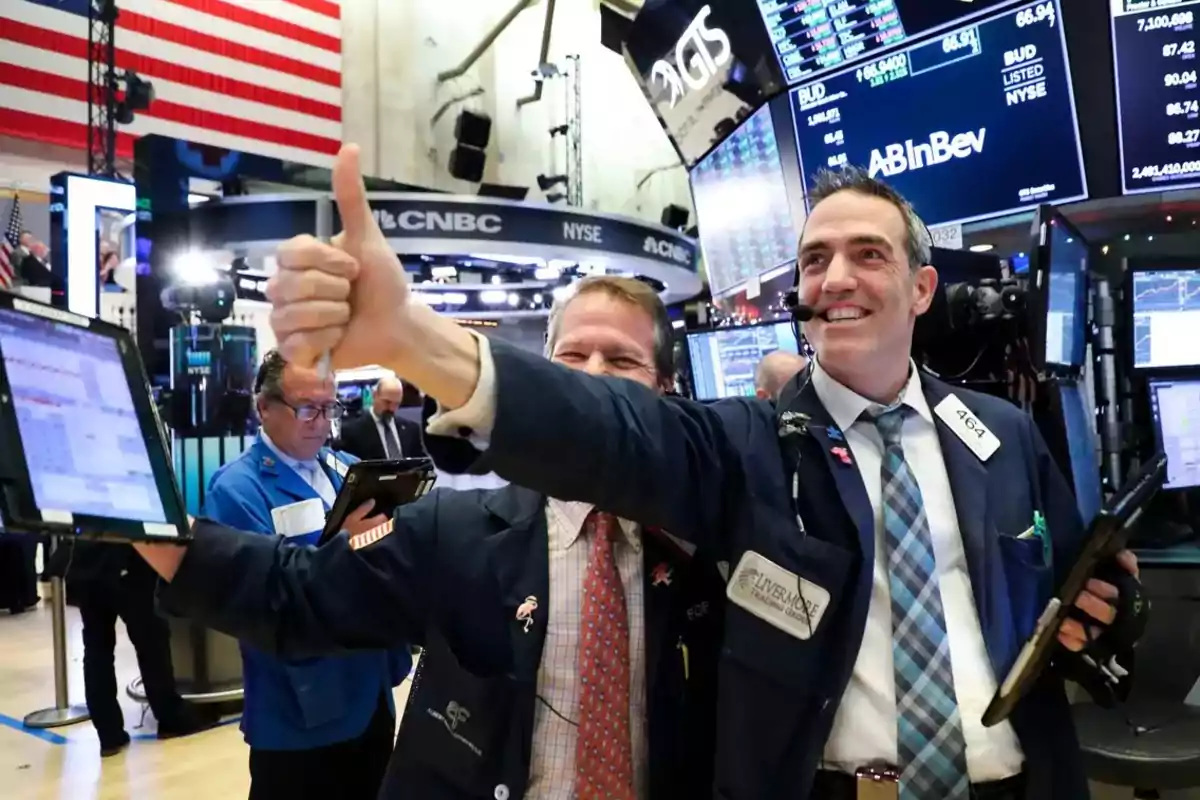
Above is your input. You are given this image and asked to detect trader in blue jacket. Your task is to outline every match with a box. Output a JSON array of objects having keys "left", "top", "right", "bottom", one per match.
[
  {"left": 261, "top": 148, "right": 1144, "bottom": 800},
  {"left": 203, "top": 349, "right": 410, "bottom": 800}
]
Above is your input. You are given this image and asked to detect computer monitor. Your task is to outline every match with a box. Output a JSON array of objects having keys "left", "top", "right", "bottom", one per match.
[
  {"left": 1028, "top": 205, "right": 1089, "bottom": 373},
  {"left": 686, "top": 321, "right": 798, "bottom": 401},
  {"left": 1147, "top": 376, "right": 1200, "bottom": 491},
  {"left": 689, "top": 102, "right": 799, "bottom": 297},
  {"left": 1130, "top": 263, "right": 1200, "bottom": 370},
  {"left": 0, "top": 295, "right": 189, "bottom": 541}
]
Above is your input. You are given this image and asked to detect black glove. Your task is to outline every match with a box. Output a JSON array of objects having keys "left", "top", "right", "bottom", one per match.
[{"left": 1054, "top": 561, "right": 1148, "bottom": 707}]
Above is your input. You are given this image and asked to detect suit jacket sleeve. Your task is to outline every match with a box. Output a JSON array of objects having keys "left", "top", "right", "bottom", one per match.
[
  {"left": 424, "top": 341, "right": 766, "bottom": 554},
  {"left": 160, "top": 493, "right": 441, "bottom": 660}
]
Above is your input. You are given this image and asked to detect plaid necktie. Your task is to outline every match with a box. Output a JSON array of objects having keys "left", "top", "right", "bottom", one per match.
[
  {"left": 871, "top": 406, "right": 970, "bottom": 800},
  {"left": 575, "top": 510, "right": 635, "bottom": 800}
]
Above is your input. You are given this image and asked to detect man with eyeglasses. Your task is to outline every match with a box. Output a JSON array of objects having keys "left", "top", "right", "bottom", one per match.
[{"left": 201, "top": 349, "right": 411, "bottom": 800}]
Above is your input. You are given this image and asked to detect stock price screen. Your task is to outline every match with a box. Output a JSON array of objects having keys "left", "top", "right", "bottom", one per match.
[
  {"left": 1112, "top": 0, "right": 1200, "bottom": 193},
  {"left": 690, "top": 103, "right": 798, "bottom": 296},
  {"left": 789, "top": 0, "right": 1086, "bottom": 226},
  {"left": 757, "top": 0, "right": 1020, "bottom": 85}
]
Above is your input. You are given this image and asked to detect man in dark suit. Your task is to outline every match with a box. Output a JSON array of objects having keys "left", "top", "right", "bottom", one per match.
[
  {"left": 137, "top": 275, "right": 726, "bottom": 800},
  {"left": 260, "top": 146, "right": 1144, "bottom": 800},
  {"left": 337, "top": 375, "right": 423, "bottom": 460}
]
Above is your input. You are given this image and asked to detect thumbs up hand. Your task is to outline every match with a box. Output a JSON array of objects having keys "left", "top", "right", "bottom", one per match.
[{"left": 268, "top": 144, "right": 412, "bottom": 371}]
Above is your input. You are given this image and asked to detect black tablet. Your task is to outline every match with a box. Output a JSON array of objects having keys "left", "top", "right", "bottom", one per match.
[
  {"left": 0, "top": 295, "right": 190, "bottom": 542},
  {"left": 982, "top": 451, "right": 1168, "bottom": 726},
  {"left": 319, "top": 458, "right": 436, "bottom": 543}
]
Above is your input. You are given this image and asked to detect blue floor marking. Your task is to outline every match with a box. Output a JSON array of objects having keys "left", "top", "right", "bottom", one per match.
[
  {"left": 0, "top": 712, "right": 70, "bottom": 745},
  {"left": 0, "top": 711, "right": 241, "bottom": 745}
]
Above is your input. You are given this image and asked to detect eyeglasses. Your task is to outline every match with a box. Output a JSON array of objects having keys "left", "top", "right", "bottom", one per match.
[{"left": 279, "top": 399, "right": 344, "bottom": 422}]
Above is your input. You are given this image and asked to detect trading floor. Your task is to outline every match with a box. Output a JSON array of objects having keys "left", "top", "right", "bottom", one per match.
[{"left": 0, "top": 597, "right": 411, "bottom": 800}]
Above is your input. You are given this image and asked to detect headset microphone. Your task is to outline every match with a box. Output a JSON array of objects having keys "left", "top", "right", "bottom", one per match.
[{"left": 783, "top": 289, "right": 816, "bottom": 322}]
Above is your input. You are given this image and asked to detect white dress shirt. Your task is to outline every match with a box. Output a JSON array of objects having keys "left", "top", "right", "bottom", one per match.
[
  {"left": 810, "top": 358, "right": 1024, "bottom": 781},
  {"left": 259, "top": 430, "right": 337, "bottom": 508},
  {"left": 371, "top": 407, "right": 405, "bottom": 458},
  {"left": 526, "top": 499, "right": 647, "bottom": 800}
]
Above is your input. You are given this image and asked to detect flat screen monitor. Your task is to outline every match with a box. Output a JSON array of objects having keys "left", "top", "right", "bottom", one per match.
[
  {"left": 758, "top": 0, "right": 1024, "bottom": 85},
  {"left": 1057, "top": 381, "right": 1103, "bottom": 525},
  {"left": 690, "top": 103, "right": 799, "bottom": 296},
  {"left": 1130, "top": 266, "right": 1200, "bottom": 370},
  {"left": 1111, "top": 0, "right": 1200, "bottom": 194},
  {"left": 687, "top": 321, "right": 798, "bottom": 400},
  {"left": 789, "top": 0, "right": 1087, "bottom": 226},
  {"left": 1148, "top": 377, "right": 1200, "bottom": 490},
  {"left": 1039, "top": 213, "right": 1089, "bottom": 371},
  {"left": 0, "top": 296, "right": 188, "bottom": 541}
]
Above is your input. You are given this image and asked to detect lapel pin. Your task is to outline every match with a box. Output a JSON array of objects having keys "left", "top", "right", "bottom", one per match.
[
  {"left": 826, "top": 426, "right": 843, "bottom": 441},
  {"left": 262, "top": 456, "right": 275, "bottom": 468},
  {"left": 830, "top": 446, "right": 853, "bottom": 466},
  {"left": 652, "top": 563, "right": 673, "bottom": 586},
  {"left": 515, "top": 596, "right": 538, "bottom": 633}
]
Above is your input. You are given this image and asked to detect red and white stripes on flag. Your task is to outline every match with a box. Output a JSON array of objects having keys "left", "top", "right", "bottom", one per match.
[
  {"left": 0, "top": 0, "right": 342, "bottom": 167},
  {"left": 0, "top": 196, "right": 22, "bottom": 290}
]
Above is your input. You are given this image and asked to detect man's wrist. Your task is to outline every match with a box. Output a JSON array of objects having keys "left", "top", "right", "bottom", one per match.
[{"left": 383, "top": 303, "right": 481, "bottom": 411}]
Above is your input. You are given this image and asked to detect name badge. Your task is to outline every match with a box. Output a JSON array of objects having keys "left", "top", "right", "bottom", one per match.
[
  {"left": 327, "top": 454, "right": 348, "bottom": 478},
  {"left": 934, "top": 394, "right": 1001, "bottom": 462},
  {"left": 271, "top": 498, "right": 326, "bottom": 538},
  {"left": 726, "top": 551, "right": 830, "bottom": 641}
]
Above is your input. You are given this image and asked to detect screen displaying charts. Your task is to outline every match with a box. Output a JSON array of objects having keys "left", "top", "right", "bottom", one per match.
[
  {"left": 1131, "top": 268, "right": 1200, "bottom": 369},
  {"left": 1111, "top": 0, "right": 1200, "bottom": 193},
  {"left": 757, "top": 0, "right": 1022, "bottom": 85},
  {"left": 690, "top": 103, "right": 798, "bottom": 297},
  {"left": 1148, "top": 377, "right": 1200, "bottom": 490},
  {"left": 0, "top": 310, "right": 167, "bottom": 523},
  {"left": 789, "top": 0, "right": 1086, "bottom": 226},
  {"left": 688, "top": 322, "right": 798, "bottom": 400}
]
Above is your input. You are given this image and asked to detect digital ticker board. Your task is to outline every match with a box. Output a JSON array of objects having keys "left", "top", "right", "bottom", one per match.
[
  {"left": 1111, "top": 0, "right": 1200, "bottom": 194},
  {"left": 789, "top": 0, "right": 1087, "bottom": 226},
  {"left": 756, "top": 0, "right": 1023, "bottom": 85}
]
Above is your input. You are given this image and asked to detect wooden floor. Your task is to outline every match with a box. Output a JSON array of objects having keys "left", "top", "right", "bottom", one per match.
[{"left": 0, "top": 585, "right": 410, "bottom": 800}]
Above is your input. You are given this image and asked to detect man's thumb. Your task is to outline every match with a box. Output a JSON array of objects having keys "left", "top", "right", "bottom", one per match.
[{"left": 332, "top": 143, "right": 376, "bottom": 242}]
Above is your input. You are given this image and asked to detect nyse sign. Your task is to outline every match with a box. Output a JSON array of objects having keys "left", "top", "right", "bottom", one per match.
[{"left": 650, "top": 5, "right": 732, "bottom": 108}]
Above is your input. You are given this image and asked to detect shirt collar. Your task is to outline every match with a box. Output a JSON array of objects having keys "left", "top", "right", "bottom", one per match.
[
  {"left": 259, "top": 429, "right": 317, "bottom": 473},
  {"left": 810, "top": 356, "right": 933, "bottom": 432},
  {"left": 547, "top": 498, "right": 641, "bottom": 553}
]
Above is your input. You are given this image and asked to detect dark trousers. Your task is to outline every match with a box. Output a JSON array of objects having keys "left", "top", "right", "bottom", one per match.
[
  {"left": 77, "top": 563, "right": 186, "bottom": 747},
  {"left": 0, "top": 534, "right": 39, "bottom": 611},
  {"left": 248, "top": 694, "right": 395, "bottom": 800},
  {"left": 812, "top": 770, "right": 1026, "bottom": 800}
]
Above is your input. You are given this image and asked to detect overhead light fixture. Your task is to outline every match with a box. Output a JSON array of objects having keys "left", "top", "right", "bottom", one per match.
[
  {"left": 968, "top": 243, "right": 994, "bottom": 253},
  {"left": 546, "top": 192, "right": 566, "bottom": 204}
]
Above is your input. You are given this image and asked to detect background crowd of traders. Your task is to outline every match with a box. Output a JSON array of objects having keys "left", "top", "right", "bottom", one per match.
[{"left": 119, "top": 151, "right": 1142, "bottom": 800}]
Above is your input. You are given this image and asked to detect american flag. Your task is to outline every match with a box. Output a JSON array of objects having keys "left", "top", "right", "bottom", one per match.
[
  {"left": 0, "top": 196, "right": 21, "bottom": 290},
  {"left": 0, "top": 0, "right": 342, "bottom": 167}
]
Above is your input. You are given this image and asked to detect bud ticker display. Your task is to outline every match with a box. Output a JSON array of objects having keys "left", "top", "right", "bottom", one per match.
[
  {"left": 1111, "top": 0, "right": 1200, "bottom": 194},
  {"left": 789, "top": 0, "right": 1086, "bottom": 227},
  {"left": 757, "top": 0, "right": 1023, "bottom": 85}
]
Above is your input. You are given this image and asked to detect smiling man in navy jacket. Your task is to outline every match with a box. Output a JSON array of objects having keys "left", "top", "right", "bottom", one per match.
[{"left": 253, "top": 148, "right": 1142, "bottom": 800}]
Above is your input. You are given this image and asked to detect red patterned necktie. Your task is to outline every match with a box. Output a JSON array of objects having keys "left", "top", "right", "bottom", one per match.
[{"left": 575, "top": 509, "right": 635, "bottom": 800}]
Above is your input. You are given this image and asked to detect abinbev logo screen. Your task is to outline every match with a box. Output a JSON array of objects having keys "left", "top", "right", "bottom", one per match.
[{"left": 789, "top": 0, "right": 1086, "bottom": 226}]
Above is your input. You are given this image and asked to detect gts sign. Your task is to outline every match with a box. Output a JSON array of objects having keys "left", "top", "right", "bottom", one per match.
[
  {"left": 868, "top": 129, "right": 987, "bottom": 178},
  {"left": 650, "top": 5, "right": 732, "bottom": 107},
  {"left": 372, "top": 208, "right": 502, "bottom": 234}
]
